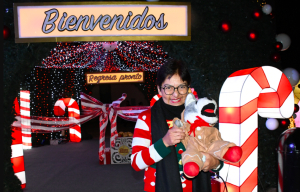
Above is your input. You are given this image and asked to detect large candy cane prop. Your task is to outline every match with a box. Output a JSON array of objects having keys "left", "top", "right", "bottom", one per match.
[
  {"left": 11, "top": 97, "right": 26, "bottom": 189},
  {"left": 20, "top": 90, "right": 32, "bottom": 149},
  {"left": 11, "top": 128, "right": 26, "bottom": 189},
  {"left": 54, "top": 98, "right": 81, "bottom": 142},
  {"left": 218, "top": 66, "right": 294, "bottom": 192}
]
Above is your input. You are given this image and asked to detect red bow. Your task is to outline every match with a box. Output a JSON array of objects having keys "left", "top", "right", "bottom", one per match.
[{"left": 187, "top": 116, "right": 209, "bottom": 137}]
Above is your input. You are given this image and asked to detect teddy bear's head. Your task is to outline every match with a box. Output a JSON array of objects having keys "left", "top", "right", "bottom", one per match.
[{"left": 184, "top": 93, "right": 218, "bottom": 126}]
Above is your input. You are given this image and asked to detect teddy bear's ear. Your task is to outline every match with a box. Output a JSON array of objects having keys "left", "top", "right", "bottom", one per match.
[{"left": 185, "top": 93, "right": 196, "bottom": 107}]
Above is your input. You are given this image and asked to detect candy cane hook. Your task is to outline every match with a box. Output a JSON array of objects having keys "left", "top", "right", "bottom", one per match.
[
  {"left": 218, "top": 66, "right": 294, "bottom": 192},
  {"left": 54, "top": 98, "right": 81, "bottom": 142}
]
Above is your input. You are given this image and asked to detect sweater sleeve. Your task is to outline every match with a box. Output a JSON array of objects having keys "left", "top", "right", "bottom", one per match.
[{"left": 131, "top": 109, "right": 171, "bottom": 171}]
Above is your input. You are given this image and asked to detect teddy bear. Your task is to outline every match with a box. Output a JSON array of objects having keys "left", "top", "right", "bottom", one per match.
[{"left": 174, "top": 93, "right": 243, "bottom": 178}]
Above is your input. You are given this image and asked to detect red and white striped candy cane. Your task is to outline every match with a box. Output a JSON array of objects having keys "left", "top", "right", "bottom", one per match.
[
  {"left": 150, "top": 94, "right": 162, "bottom": 106},
  {"left": 218, "top": 66, "right": 294, "bottom": 192},
  {"left": 20, "top": 90, "right": 32, "bottom": 149},
  {"left": 11, "top": 97, "right": 26, "bottom": 189},
  {"left": 110, "top": 93, "right": 127, "bottom": 147},
  {"left": 98, "top": 94, "right": 127, "bottom": 162},
  {"left": 54, "top": 98, "right": 81, "bottom": 142},
  {"left": 11, "top": 128, "right": 26, "bottom": 188}
]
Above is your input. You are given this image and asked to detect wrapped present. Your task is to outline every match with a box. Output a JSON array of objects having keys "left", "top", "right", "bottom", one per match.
[{"left": 111, "top": 137, "right": 132, "bottom": 164}]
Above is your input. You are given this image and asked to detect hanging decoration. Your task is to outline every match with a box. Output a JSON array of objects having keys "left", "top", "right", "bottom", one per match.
[
  {"left": 270, "top": 52, "right": 281, "bottom": 63},
  {"left": 266, "top": 118, "right": 279, "bottom": 130},
  {"left": 247, "top": 30, "right": 258, "bottom": 42},
  {"left": 252, "top": 9, "right": 262, "bottom": 20},
  {"left": 280, "top": 119, "right": 290, "bottom": 128},
  {"left": 41, "top": 41, "right": 168, "bottom": 72},
  {"left": 219, "top": 20, "right": 232, "bottom": 33},
  {"left": 275, "top": 33, "right": 291, "bottom": 51},
  {"left": 3, "top": 25, "right": 10, "bottom": 39},
  {"left": 274, "top": 42, "right": 283, "bottom": 51},
  {"left": 283, "top": 68, "right": 300, "bottom": 87},
  {"left": 262, "top": 4, "right": 272, "bottom": 15}
]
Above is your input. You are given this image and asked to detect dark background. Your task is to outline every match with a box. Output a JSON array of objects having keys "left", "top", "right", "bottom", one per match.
[
  {"left": 273, "top": 0, "right": 299, "bottom": 71},
  {"left": 3, "top": 0, "right": 299, "bottom": 191}
]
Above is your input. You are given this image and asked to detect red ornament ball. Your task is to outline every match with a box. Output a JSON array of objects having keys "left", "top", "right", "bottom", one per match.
[
  {"left": 280, "top": 119, "right": 290, "bottom": 127},
  {"left": 220, "top": 20, "right": 232, "bottom": 33},
  {"left": 295, "top": 104, "right": 299, "bottom": 113},
  {"left": 3, "top": 25, "right": 10, "bottom": 39},
  {"left": 252, "top": 9, "right": 262, "bottom": 20},
  {"left": 247, "top": 30, "right": 258, "bottom": 42},
  {"left": 274, "top": 42, "right": 283, "bottom": 51},
  {"left": 270, "top": 52, "right": 281, "bottom": 62}
]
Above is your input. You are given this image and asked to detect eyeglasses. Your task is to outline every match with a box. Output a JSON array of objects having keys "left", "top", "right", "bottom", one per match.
[{"left": 162, "top": 85, "right": 189, "bottom": 95}]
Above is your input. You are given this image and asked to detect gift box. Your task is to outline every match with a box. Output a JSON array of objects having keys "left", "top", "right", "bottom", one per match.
[{"left": 111, "top": 137, "right": 132, "bottom": 164}]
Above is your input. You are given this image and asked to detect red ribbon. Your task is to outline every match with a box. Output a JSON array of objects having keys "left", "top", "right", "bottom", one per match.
[{"left": 187, "top": 116, "right": 209, "bottom": 137}]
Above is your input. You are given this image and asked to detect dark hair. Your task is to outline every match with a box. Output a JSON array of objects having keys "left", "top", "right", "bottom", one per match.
[{"left": 156, "top": 59, "right": 191, "bottom": 89}]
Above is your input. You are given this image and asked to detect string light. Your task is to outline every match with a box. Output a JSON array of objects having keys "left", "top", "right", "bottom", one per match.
[
  {"left": 21, "top": 41, "right": 167, "bottom": 145},
  {"left": 42, "top": 41, "right": 168, "bottom": 72},
  {"left": 25, "top": 41, "right": 168, "bottom": 112}
]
